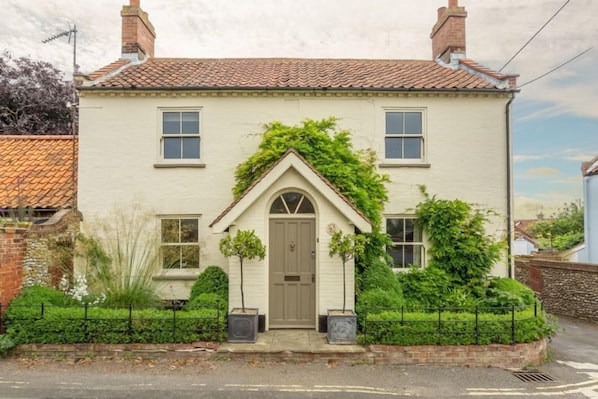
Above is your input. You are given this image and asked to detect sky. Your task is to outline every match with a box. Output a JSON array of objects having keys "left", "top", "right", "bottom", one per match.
[{"left": 1, "top": 0, "right": 596, "bottom": 220}]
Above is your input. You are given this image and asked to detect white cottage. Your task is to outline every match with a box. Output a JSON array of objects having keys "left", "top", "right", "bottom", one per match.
[{"left": 78, "top": 0, "right": 518, "bottom": 331}]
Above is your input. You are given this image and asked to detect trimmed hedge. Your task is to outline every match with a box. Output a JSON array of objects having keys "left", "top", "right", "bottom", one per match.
[
  {"left": 360, "top": 306, "right": 557, "bottom": 346},
  {"left": 5, "top": 304, "right": 225, "bottom": 344}
]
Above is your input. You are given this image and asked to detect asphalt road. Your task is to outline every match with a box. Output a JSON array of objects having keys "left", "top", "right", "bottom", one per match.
[{"left": 0, "top": 316, "right": 597, "bottom": 398}]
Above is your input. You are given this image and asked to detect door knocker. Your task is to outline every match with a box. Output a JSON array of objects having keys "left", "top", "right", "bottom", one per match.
[{"left": 290, "top": 241, "right": 296, "bottom": 252}]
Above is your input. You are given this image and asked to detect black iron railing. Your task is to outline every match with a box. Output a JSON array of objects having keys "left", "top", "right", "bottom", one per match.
[
  {"left": 0, "top": 302, "right": 224, "bottom": 344},
  {"left": 361, "top": 301, "right": 547, "bottom": 346}
]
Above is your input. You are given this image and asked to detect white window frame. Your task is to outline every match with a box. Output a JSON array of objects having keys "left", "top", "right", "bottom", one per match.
[
  {"left": 382, "top": 108, "right": 427, "bottom": 165},
  {"left": 385, "top": 216, "right": 425, "bottom": 271},
  {"left": 159, "top": 216, "right": 201, "bottom": 270},
  {"left": 156, "top": 108, "right": 204, "bottom": 167}
]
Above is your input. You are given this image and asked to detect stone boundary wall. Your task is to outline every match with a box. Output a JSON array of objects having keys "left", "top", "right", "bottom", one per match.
[
  {"left": 0, "top": 210, "right": 80, "bottom": 309},
  {"left": 9, "top": 339, "right": 547, "bottom": 369},
  {"left": 23, "top": 210, "right": 81, "bottom": 289},
  {"left": 515, "top": 256, "right": 598, "bottom": 322}
]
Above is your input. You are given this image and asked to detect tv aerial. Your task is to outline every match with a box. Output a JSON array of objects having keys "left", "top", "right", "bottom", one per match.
[{"left": 42, "top": 23, "right": 78, "bottom": 75}]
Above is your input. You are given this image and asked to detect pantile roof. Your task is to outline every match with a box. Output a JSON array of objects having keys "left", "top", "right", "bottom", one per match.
[
  {"left": 0, "top": 135, "right": 77, "bottom": 210},
  {"left": 84, "top": 58, "right": 515, "bottom": 91}
]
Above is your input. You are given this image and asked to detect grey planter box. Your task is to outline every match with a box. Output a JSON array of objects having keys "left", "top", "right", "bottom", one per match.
[
  {"left": 228, "top": 308, "right": 259, "bottom": 343},
  {"left": 327, "top": 310, "right": 357, "bottom": 344}
]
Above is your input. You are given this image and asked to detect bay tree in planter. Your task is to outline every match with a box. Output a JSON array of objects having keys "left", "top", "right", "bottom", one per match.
[
  {"left": 327, "top": 230, "right": 366, "bottom": 344},
  {"left": 219, "top": 229, "right": 266, "bottom": 343}
]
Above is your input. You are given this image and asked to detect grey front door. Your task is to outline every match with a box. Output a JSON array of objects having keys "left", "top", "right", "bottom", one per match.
[{"left": 269, "top": 219, "right": 316, "bottom": 328}]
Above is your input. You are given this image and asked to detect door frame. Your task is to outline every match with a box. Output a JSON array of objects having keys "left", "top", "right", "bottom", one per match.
[{"left": 267, "top": 190, "right": 317, "bottom": 330}]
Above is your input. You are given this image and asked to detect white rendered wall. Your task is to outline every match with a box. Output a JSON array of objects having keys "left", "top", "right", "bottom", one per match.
[{"left": 78, "top": 91, "right": 511, "bottom": 298}]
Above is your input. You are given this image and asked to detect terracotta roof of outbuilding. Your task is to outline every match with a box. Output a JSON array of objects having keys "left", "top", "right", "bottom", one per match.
[
  {"left": 84, "top": 58, "right": 514, "bottom": 91},
  {"left": 0, "top": 135, "right": 77, "bottom": 209}
]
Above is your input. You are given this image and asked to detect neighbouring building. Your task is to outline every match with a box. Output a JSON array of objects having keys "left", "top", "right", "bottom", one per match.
[
  {"left": 0, "top": 135, "right": 78, "bottom": 220},
  {"left": 581, "top": 156, "right": 598, "bottom": 263},
  {"left": 77, "top": 0, "right": 518, "bottom": 331}
]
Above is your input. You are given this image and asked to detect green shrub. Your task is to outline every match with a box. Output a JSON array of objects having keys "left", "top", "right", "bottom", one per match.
[
  {"left": 188, "top": 293, "right": 228, "bottom": 314},
  {"left": 5, "top": 305, "right": 225, "bottom": 344},
  {"left": 479, "top": 277, "right": 536, "bottom": 312},
  {"left": 356, "top": 288, "right": 404, "bottom": 328},
  {"left": 189, "top": 265, "right": 229, "bottom": 302},
  {"left": 360, "top": 307, "right": 555, "bottom": 345},
  {"left": 397, "top": 266, "right": 451, "bottom": 307},
  {"left": 0, "top": 335, "right": 15, "bottom": 355},
  {"left": 442, "top": 287, "right": 480, "bottom": 308},
  {"left": 360, "top": 259, "right": 401, "bottom": 295},
  {"left": 8, "top": 285, "right": 75, "bottom": 308}
]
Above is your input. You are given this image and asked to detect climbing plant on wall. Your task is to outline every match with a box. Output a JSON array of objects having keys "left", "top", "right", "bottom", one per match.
[
  {"left": 233, "top": 118, "right": 391, "bottom": 269},
  {"left": 414, "top": 186, "right": 504, "bottom": 287}
]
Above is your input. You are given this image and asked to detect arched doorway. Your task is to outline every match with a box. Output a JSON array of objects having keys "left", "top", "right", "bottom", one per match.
[{"left": 268, "top": 192, "right": 316, "bottom": 328}]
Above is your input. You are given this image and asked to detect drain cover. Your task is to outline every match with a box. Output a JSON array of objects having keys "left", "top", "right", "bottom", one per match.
[{"left": 513, "top": 371, "right": 557, "bottom": 383}]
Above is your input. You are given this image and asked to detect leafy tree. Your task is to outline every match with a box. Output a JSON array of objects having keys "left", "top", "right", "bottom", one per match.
[
  {"left": 0, "top": 51, "right": 73, "bottom": 135},
  {"left": 415, "top": 187, "right": 503, "bottom": 287},
  {"left": 328, "top": 230, "right": 366, "bottom": 312},
  {"left": 219, "top": 229, "right": 266, "bottom": 312},
  {"left": 530, "top": 201, "right": 584, "bottom": 251}
]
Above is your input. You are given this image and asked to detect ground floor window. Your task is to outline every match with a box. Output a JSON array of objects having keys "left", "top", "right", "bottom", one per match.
[
  {"left": 386, "top": 217, "right": 423, "bottom": 270},
  {"left": 160, "top": 217, "right": 200, "bottom": 269}
]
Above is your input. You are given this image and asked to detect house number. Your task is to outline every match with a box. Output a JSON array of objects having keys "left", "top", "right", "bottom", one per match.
[{"left": 290, "top": 241, "right": 296, "bottom": 251}]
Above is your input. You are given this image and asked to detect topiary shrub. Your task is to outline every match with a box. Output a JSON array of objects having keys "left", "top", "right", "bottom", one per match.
[{"left": 189, "top": 265, "right": 229, "bottom": 303}]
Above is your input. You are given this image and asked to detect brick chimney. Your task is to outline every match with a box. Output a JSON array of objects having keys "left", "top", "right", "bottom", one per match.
[
  {"left": 121, "top": 0, "right": 156, "bottom": 61},
  {"left": 430, "top": 0, "right": 467, "bottom": 63}
]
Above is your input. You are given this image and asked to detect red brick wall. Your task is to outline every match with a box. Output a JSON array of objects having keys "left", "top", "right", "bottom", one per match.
[
  {"left": 0, "top": 227, "right": 26, "bottom": 309},
  {"left": 516, "top": 256, "right": 598, "bottom": 322}
]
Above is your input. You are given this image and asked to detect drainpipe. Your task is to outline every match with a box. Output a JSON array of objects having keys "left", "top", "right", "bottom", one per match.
[{"left": 506, "top": 92, "right": 516, "bottom": 278}]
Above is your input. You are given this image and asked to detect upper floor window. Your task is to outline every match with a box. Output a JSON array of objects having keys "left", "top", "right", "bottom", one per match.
[
  {"left": 386, "top": 217, "right": 424, "bottom": 270},
  {"left": 385, "top": 111, "right": 423, "bottom": 160},
  {"left": 161, "top": 217, "right": 200, "bottom": 269},
  {"left": 161, "top": 111, "right": 200, "bottom": 160}
]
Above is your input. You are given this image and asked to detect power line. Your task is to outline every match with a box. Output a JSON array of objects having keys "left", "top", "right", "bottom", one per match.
[
  {"left": 518, "top": 47, "right": 592, "bottom": 88},
  {"left": 498, "top": 0, "right": 570, "bottom": 72}
]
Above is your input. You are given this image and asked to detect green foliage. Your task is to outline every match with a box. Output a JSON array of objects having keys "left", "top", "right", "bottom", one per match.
[
  {"left": 329, "top": 230, "right": 367, "bottom": 312},
  {"left": 415, "top": 189, "right": 502, "bottom": 286},
  {"left": 77, "top": 205, "right": 162, "bottom": 307},
  {"left": 5, "top": 303, "right": 225, "bottom": 344},
  {"left": 356, "top": 288, "right": 405, "bottom": 327},
  {"left": 530, "top": 201, "right": 584, "bottom": 251},
  {"left": 189, "top": 266, "right": 229, "bottom": 303},
  {"left": 0, "top": 334, "right": 15, "bottom": 355},
  {"left": 188, "top": 293, "right": 228, "bottom": 314},
  {"left": 232, "top": 118, "right": 391, "bottom": 268},
  {"left": 219, "top": 229, "right": 266, "bottom": 312},
  {"left": 360, "top": 307, "right": 556, "bottom": 345},
  {"left": 397, "top": 266, "right": 452, "bottom": 307},
  {"left": 8, "top": 285, "right": 75, "bottom": 307},
  {"left": 360, "top": 259, "right": 401, "bottom": 296},
  {"left": 479, "top": 277, "right": 536, "bottom": 312}
]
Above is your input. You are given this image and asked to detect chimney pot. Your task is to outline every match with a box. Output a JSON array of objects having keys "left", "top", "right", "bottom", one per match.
[
  {"left": 130, "top": 0, "right": 140, "bottom": 6},
  {"left": 448, "top": 0, "right": 458, "bottom": 7}
]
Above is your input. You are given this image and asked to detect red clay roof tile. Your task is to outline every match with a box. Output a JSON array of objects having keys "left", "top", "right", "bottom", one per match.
[
  {"left": 0, "top": 135, "right": 77, "bottom": 210},
  {"left": 84, "top": 58, "right": 513, "bottom": 91}
]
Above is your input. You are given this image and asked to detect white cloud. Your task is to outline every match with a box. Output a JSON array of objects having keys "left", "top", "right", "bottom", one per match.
[{"left": 513, "top": 154, "right": 545, "bottom": 162}]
